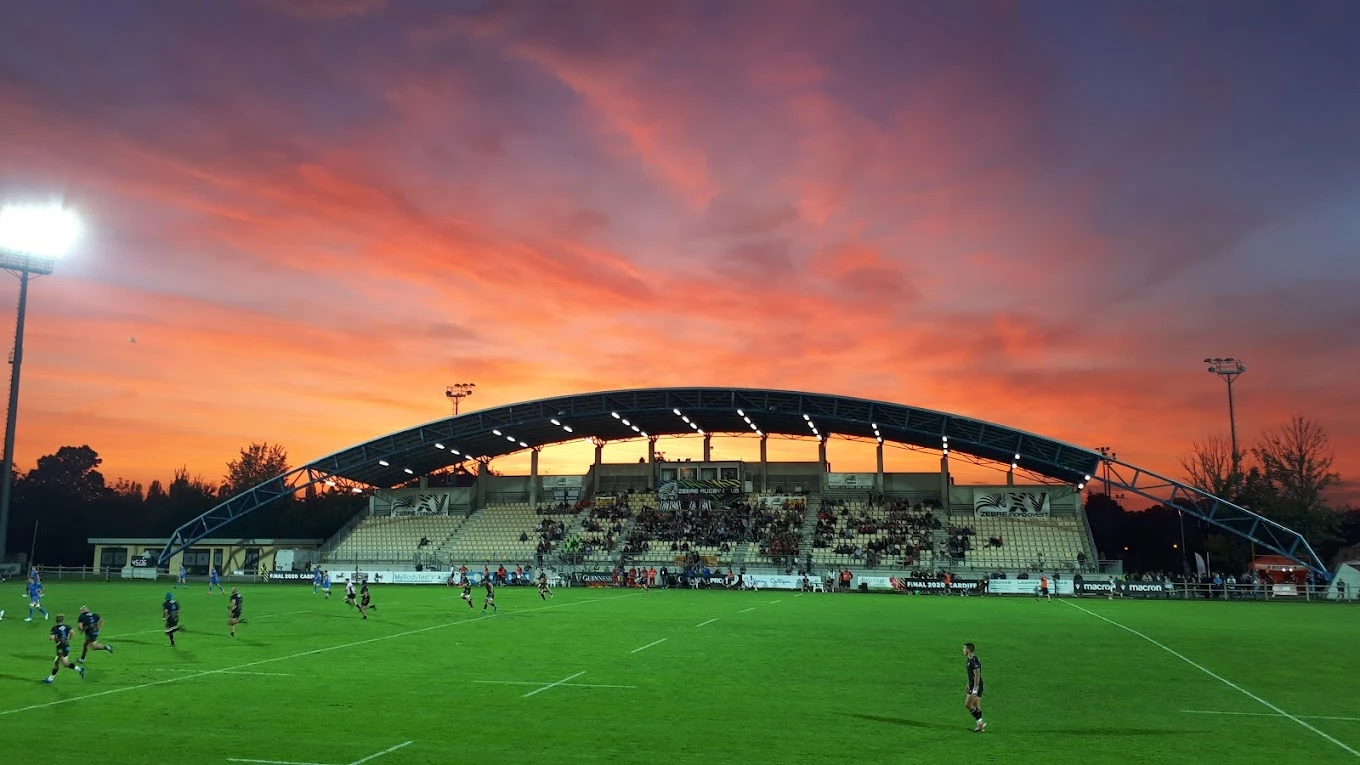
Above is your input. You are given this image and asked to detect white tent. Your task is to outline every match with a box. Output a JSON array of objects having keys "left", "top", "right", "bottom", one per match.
[{"left": 1326, "top": 561, "right": 1359, "bottom": 601}]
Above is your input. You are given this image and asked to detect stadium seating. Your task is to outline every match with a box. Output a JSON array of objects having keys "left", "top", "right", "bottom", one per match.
[
  {"left": 326, "top": 514, "right": 465, "bottom": 564},
  {"left": 958, "top": 516, "right": 1090, "bottom": 572},
  {"left": 439, "top": 502, "right": 544, "bottom": 565}
]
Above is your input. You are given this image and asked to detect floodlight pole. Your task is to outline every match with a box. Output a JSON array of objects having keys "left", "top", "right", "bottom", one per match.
[
  {"left": 0, "top": 267, "right": 36, "bottom": 559},
  {"left": 1204, "top": 358, "right": 1246, "bottom": 481},
  {"left": 445, "top": 382, "right": 476, "bottom": 416}
]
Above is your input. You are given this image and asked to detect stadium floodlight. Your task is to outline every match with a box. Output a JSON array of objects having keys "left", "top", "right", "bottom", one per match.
[
  {"left": 1204, "top": 356, "right": 1247, "bottom": 479},
  {"left": 444, "top": 383, "right": 475, "bottom": 415},
  {"left": 506, "top": 436, "right": 516, "bottom": 442},
  {"left": 611, "top": 412, "right": 620, "bottom": 419},
  {"left": 563, "top": 426, "right": 573, "bottom": 433},
  {"left": 378, "top": 459, "right": 389, "bottom": 466},
  {"left": 435, "top": 443, "right": 445, "bottom": 449},
  {"left": 324, "top": 480, "right": 336, "bottom": 487},
  {"left": 351, "top": 487, "right": 363, "bottom": 494},
  {"left": 0, "top": 203, "right": 83, "bottom": 560},
  {"left": 803, "top": 413, "right": 811, "bottom": 420},
  {"left": 621, "top": 418, "right": 631, "bottom": 426},
  {"left": 550, "top": 419, "right": 560, "bottom": 426},
  {"left": 518, "top": 441, "right": 528, "bottom": 448},
  {"left": 450, "top": 448, "right": 460, "bottom": 455},
  {"left": 1014, "top": 453, "right": 1021, "bottom": 460},
  {"left": 403, "top": 468, "right": 414, "bottom": 474},
  {"left": 672, "top": 408, "right": 681, "bottom": 415},
  {"left": 737, "top": 409, "right": 745, "bottom": 417}
]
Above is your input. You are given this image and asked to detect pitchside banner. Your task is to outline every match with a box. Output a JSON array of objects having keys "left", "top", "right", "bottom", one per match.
[
  {"left": 740, "top": 574, "right": 804, "bottom": 590},
  {"left": 985, "top": 578, "right": 1075, "bottom": 596},
  {"left": 827, "top": 473, "right": 877, "bottom": 490},
  {"left": 542, "top": 476, "right": 583, "bottom": 490},
  {"left": 276, "top": 570, "right": 452, "bottom": 585},
  {"left": 857, "top": 576, "right": 982, "bottom": 592},
  {"left": 1073, "top": 578, "right": 1173, "bottom": 597},
  {"left": 973, "top": 489, "right": 1051, "bottom": 517}
]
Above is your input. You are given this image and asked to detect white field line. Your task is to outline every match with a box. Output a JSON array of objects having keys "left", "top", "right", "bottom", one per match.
[
  {"left": 768, "top": 599, "right": 782, "bottom": 604},
  {"left": 229, "top": 740, "right": 412, "bottom": 765},
  {"left": 472, "top": 679, "right": 637, "bottom": 689},
  {"left": 630, "top": 638, "right": 667, "bottom": 654},
  {"left": 1182, "top": 709, "right": 1360, "bottom": 723},
  {"left": 0, "top": 594, "right": 633, "bottom": 718},
  {"left": 738, "top": 607, "right": 755, "bottom": 613},
  {"left": 793, "top": 593, "right": 803, "bottom": 598},
  {"left": 351, "top": 740, "right": 413, "bottom": 765},
  {"left": 1064, "top": 600, "right": 1360, "bottom": 758},
  {"left": 150, "top": 669, "right": 291, "bottom": 677},
  {"left": 696, "top": 618, "right": 719, "bottom": 627},
  {"left": 522, "top": 671, "right": 586, "bottom": 698}
]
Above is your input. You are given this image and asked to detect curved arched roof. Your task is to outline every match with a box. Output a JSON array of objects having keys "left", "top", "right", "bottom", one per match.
[{"left": 305, "top": 387, "right": 1103, "bottom": 487}]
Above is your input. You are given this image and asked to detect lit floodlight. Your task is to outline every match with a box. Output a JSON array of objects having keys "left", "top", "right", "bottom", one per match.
[
  {"left": 435, "top": 443, "right": 445, "bottom": 449},
  {"left": 0, "top": 205, "right": 82, "bottom": 261},
  {"left": 1011, "top": 463, "right": 1018, "bottom": 469},
  {"left": 682, "top": 416, "right": 691, "bottom": 423},
  {"left": 803, "top": 414, "right": 811, "bottom": 420},
  {"left": 611, "top": 412, "right": 620, "bottom": 419},
  {"left": 518, "top": 441, "right": 528, "bottom": 448},
  {"left": 641, "top": 431, "right": 648, "bottom": 437},
  {"left": 941, "top": 435, "right": 948, "bottom": 442},
  {"left": 1084, "top": 474, "right": 1092, "bottom": 481},
  {"left": 492, "top": 429, "right": 502, "bottom": 435},
  {"left": 403, "top": 468, "right": 414, "bottom": 474},
  {"left": 871, "top": 423, "right": 877, "bottom": 429},
  {"left": 1014, "top": 453, "right": 1021, "bottom": 460},
  {"left": 324, "top": 480, "right": 336, "bottom": 487},
  {"left": 737, "top": 409, "right": 745, "bottom": 417},
  {"left": 672, "top": 408, "right": 681, "bottom": 415},
  {"left": 506, "top": 435, "right": 516, "bottom": 442},
  {"left": 451, "top": 448, "right": 460, "bottom": 455},
  {"left": 550, "top": 419, "right": 560, "bottom": 426},
  {"left": 351, "top": 487, "right": 363, "bottom": 494},
  {"left": 756, "top": 430, "right": 763, "bottom": 437},
  {"left": 621, "top": 418, "right": 630, "bottom": 426},
  {"left": 378, "top": 460, "right": 389, "bottom": 466},
  {"left": 563, "top": 426, "right": 573, "bottom": 433},
  {"left": 698, "top": 429, "right": 706, "bottom": 436}
]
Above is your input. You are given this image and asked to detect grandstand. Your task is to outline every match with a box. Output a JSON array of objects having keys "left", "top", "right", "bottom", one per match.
[{"left": 316, "top": 460, "right": 1099, "bottom": 581}]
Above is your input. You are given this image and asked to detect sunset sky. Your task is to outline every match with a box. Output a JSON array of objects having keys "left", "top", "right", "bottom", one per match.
[{"left": 1, "top": 1, "right": 1357, "bottom": 500}]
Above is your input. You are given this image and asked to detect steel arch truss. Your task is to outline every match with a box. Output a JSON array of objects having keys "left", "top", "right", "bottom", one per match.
[
  {"left": 1103, "top": 459, "right": 1328, "bottom": 578},
  {"left": 155, "top": 426, "right": 473, "bottom": 565}
]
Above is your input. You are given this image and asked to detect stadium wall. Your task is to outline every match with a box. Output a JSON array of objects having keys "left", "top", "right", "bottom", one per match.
[{"left": 89, "top": 537, "right": 322, "bottom": 575}]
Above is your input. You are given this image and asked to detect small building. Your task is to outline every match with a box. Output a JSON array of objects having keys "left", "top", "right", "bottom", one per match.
[{"left": 88, "top": 538, "right": 323, "bottom": 575}]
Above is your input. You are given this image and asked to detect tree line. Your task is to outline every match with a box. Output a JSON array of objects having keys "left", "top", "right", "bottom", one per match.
[
  {"left": 5, "top": 441, "right": 364, "bottom": 566},
  {"left": 1087, "top": 415, "right": 1359, "bottom": 575}
]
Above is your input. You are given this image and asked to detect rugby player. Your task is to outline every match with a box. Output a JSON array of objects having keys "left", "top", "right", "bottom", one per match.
[
  {"left": 44, "top": 615, "right": 86, "bottom": 683},
  {"left": 76, "top": 606, "right": 114, "bottom": 662},
  {"left": 163, "top": 592, "right": 182, "bottom": 646},
  {"left": 963, "top": 642, "right": 986, "bottom": 733}
]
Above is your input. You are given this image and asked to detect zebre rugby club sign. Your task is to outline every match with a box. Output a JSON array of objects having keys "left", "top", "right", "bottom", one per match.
[{"left": 972, "top": 489, "right": 1051, "bottom": 517}]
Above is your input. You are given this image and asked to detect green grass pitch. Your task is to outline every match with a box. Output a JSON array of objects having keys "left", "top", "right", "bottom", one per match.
[{"left": 1, "top": 582, "right": 1356, "bottom": 764}]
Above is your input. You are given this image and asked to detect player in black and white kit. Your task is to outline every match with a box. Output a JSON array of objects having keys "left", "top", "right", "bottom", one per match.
[
  {"left": 344, "top": 579, "right": 357, "bottom": 608},
  {"left": 537, "top": 573, "right": 554, "bottom": 601},
  {"left": 460, "top": 580, "right": 474, "bottom": 609},
  {"left": 963, "top": 642, "right": 985, "bottom": 732},
  {"left": 357, "top": 583, "right": 376, "bottom": 620}
]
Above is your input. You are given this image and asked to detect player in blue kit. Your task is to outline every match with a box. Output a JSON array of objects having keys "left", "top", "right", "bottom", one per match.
[
  {"left": 176, "top": 564, "right": 188, "bottom": 589},
  {"left": 26, "top": 578, "right": 49, "bottom": 622},
  {"left": 44, "top": 615, "right": 85, "bottom": 683},
  {"left": 208, "top": 567, "right": 225, "bottom": 594},
  {"left": 76, "top": 606, "right": 114, "bottom": 662},
  {"left": 163, "top": 592, "right": 182, "bottom": 646},
  {"left": 313, "top": 568, "right": 323, "bottom": 594},
  {"left": 322, "top": 571, "right": 332, "bottom": 599}
]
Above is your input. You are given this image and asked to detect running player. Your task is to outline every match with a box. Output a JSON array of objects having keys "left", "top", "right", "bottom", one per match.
[
  {"left": 536, "top": 573, "right": 554, "bottom": 601},
  {"left": 44, "top": 615, "right": 85, "bottom": 683},
  {"left": 1037, "top": 575, "right": 1051, "bottom": 602},
  {"left": 163, "top": 592, "right": 182, "bottom": 646},
  {"left": 460, "top": 579, "right": 474, "bottom": 609},
  {"left": 227, "top": 587, "right": 243, "bottom": 637},
  {"left": 208, "top": 567, "right": 224, "bottom": 594},
  {"left": 76, "top": 606, "right": 114, "bottom": 662},
  {"left": 322, "top": 570, "right": 332, "bottom": 599},
  {"left": 176, "top": 564, "right": 188, "bottom": 589},
  {"left": 26, "top": 577, "right": 49, "bottom": 621},
  {"left": 344, "top": 578, "right": 357, "bottom": 608},
  {"left": 963, "top": 642, "right": 985, "bottom": 732},
  {"left": 357, "top": 583, "right": 376, "bottom": 620},
  {"left": 482, "top": 579, "right": 497, "bottom": 613},
  {"left": 313, "top": 568, "right": 323, "bottom": 594}
]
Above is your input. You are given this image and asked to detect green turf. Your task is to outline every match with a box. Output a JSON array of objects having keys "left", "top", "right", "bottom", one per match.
[{"left": 1, "top": 582, "right": 1356, "bottom": 764}]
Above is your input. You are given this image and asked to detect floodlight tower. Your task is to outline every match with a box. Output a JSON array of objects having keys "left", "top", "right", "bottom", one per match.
[
  {"left": 1203, "top": 357, "right": 1246, "bottom": 479},
  {"left": 445, "top": 383, "right": 476, "bottom": 416},
  {"left": 0, "top": 205, "right": 82, "bottom": 558}
]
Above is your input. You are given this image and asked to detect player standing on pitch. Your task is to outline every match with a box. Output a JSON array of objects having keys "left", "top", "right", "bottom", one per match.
[
  {"left": 228, "top": 587, "right": 244, "bottom": 637},
  {"left": 963, "top": 642, "right": 986, "bottom": 732},
  {"left": 163, "top": 592, "right": 182, "bottom": 646}
]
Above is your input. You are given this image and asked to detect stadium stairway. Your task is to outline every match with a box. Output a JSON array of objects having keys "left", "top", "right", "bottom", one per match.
[{"left": 799, "top": 497, "right": 821, "bottom": 563}]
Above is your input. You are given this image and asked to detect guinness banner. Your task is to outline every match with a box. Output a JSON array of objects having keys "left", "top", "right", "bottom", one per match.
[{"left": 973, "top": 489, "right": 1051, "bottom": 517}]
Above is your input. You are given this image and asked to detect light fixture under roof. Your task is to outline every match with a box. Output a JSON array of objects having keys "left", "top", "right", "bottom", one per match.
[
  {"left": 378, "top": 460, "right": 389, "bottom": 466},
  {"left": 550, "top": 419, "right": 560, "bottom": 426},
  {"left": 611, "top": 412, "right": 620, "bottom": 419},
  {"left": 737, "top": 409, "right": 745, "bottom": 417},
  {"left": 404, "top": 468, "right": 414, "bottom": 474},
  {"left": 435, "top": 443, "right": 445, "bottom": 449},
  {"left": 492, "top": 429, "right": 502, "bottom": 436}
]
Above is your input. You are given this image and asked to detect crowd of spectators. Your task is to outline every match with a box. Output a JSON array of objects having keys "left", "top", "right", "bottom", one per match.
[{"left": 813, "top": 499, "right": 942, "bottom": 567}]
